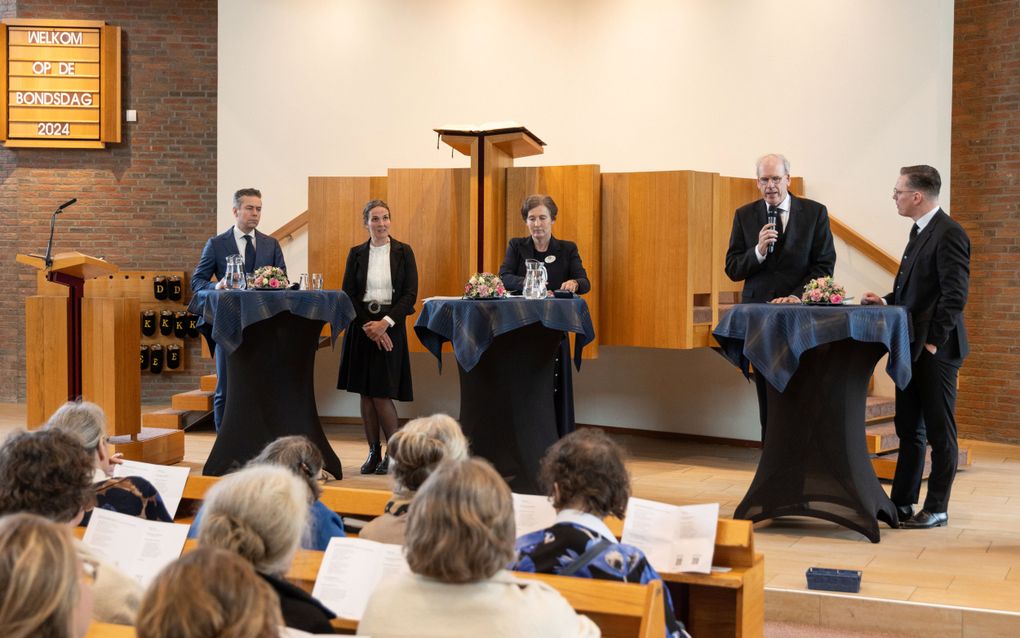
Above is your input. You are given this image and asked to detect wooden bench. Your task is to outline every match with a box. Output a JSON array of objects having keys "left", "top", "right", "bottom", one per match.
[{"left": 85, "top": 622, "right": 136, "bottom": 637}]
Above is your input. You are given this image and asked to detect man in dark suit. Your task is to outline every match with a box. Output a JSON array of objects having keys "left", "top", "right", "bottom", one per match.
[
  {"left": 862, "top": 165, "right": 970, "bottom": 529},
  {"left": 191, "top": 187, "right": 287, "bottom": 430},
  {"left": 725, "top": 154, "right": 836, "bottom": 436}
]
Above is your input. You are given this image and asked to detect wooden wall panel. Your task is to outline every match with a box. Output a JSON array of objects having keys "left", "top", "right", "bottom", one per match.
[
  {"left": 25, "top": 296, "right": 69, "bottom": 428},
  {"left": 82, "top": 297, "right": 140, "bottom": 436},
  {"left": 308, "top": 176, "right": 388, "bottom": 292},
  {"left": 714, "top": 176, "right": 760, "bottom": 298},
  {"left": 387, "top": 168, "right": 471, "bottom": 353},
  {"left": 505, "top": 165, "right": 601, "bottom": 358}
]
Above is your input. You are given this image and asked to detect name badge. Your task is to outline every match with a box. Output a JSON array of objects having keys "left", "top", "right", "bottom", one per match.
[{"left": 544, "top": 255, "right": 556, "bottom": 264}]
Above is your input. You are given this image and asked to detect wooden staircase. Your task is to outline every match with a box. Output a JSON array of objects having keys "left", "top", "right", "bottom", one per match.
[
  {"left": 865, "top": 395, "right": 971, "bottom": 480},
  {"left": 140, "top": 374, "right": 215, "bottom": 431}
]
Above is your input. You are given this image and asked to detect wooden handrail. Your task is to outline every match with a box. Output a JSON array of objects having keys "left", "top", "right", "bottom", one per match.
[
  {"left": 829, "top": 213, "right": 899, "bottom": 276},
  {"left": 270, "top": 209, "right": 310, "bottom": 243}
]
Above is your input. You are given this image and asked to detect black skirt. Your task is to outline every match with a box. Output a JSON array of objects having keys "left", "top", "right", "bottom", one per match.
[{"left": 337, "top": 314, "right": 413, "bottom": 401}]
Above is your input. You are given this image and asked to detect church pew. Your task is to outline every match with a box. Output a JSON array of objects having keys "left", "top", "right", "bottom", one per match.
[{"left": 85, "top": 622, "right": 136, "bottom": 637}]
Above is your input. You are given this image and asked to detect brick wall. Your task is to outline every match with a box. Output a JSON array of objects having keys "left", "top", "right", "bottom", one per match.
[
  {"left": 0, "top": 0, "right": 217, "bottom": 403},
  {"left": 953, "top": 1, "right": 1020, "bottom": 443}
]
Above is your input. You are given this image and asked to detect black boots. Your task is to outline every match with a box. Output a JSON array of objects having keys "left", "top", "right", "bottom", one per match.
[
  {"left": 361, "top": 443, "right": 382, "bottom": 474},
  {"left": 374, "top": 454, "right": 389, "bottom": 475}
]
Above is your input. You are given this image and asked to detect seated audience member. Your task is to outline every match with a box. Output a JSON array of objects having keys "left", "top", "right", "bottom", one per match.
[
  {"left": 197, "top": 465, "right": 336, "bottom": 634},
  {"left": 360, "top": 413, "right": 469, "bottom": 544},
  {"left": 511, "top": 429, "right": 689, "bottom": 638},
  {"left": 136, "top": 546, "right": 282, "bottom": 638},
  {"left": 189, "top": 436, "right": 345, "bottom": 550},
  {"left": 0, "top": 513, "right": 94, "bottom": 638},
  {"left": 0, "top": 429, "right": 142, "bottom": 624},
  {"left": 46, "top": 400, "right": 172, "bottom": 525},
  {"left": 358, "top": 458, "right": 599, "bottom": 638}
]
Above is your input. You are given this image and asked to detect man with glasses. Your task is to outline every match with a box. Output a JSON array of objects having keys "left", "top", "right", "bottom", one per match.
[
  {"left": 725, "top": 153, "right": 836, "bottom": 437},
  {"left": 861, "top": 165, "right": 969, "bottom": 529}
]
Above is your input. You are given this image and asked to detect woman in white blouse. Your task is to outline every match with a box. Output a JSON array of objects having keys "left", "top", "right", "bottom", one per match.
[{"left": 337, "top": 199, "right": 419, "bottom": 475}]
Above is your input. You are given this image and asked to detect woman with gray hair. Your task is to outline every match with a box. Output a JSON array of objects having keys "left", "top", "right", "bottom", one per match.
[
  {"left": 358, "top": 458, "right": 599, "bottom": 637},
  {"left": 337, "top": 199, "right": 419, "bottom": 475},
  {"left": 197, "top": 464, "right": 336, "bottom": 634},
  {"left": 46, "top": 401, "right": 172, "bottom": 525},
  {"left": 359, "top": 413, "right": 469, "bottom": 545}
]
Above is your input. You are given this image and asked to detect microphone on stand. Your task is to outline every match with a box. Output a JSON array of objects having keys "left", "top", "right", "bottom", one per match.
[
  {"left": 44, "top": 198, "right": 78, "bottom": 268},
  {"left": 766, "top": 206, "right": 777, "bottom": 255}
]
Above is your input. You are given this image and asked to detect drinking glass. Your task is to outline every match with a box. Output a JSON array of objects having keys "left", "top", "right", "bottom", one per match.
[
  {"left": 311, "top": 273, "right": 324, "bottom": 290},
  {"left": 298, "top": 273, "right": 310, "bottom": 290}
]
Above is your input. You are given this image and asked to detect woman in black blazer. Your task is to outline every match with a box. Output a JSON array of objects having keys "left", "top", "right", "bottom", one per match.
[
  {"left": 498, "top": 194, "right": 590, "bottom": 437},
  {"left": 337, "top": 200, "right": 418, "bottom": 475}
]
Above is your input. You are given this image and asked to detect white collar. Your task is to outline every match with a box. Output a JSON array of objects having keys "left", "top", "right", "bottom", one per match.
[
  {"left": 556, "top": 509, "right": 618, "bottom": 542},
  {"left": 914, "top": 206, "right": 940, "bottom": 232},
  {"left": 233, "top": 225, "right": 254, "bottom": 242},
  {"left": 767, "top": 193, "right": 791, "bottom": 213}
]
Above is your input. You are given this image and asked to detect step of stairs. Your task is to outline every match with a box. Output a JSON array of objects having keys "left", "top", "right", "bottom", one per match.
[
  {"left": 199, "top": 374, "right": 217, "bottom": 392},
  {"left": 865, "top": 395, "right": 896, "bottom": 423},
  {"left": 171, "top": 389, "right": 214, "bottom": 411},
  {"left": 141, "top": 408, "right": 189, "bottom": 429},
  {"left": 871, "top": 446, "right": 972, "bottom": 481},
  {"left": 865, "top": 422, "right": 899, "bottom": 454}
]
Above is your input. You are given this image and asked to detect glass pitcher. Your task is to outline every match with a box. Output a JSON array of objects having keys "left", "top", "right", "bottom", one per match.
[
  {"left": 224, "top": 254, "right": 246, "bottom": 290},
  {"left": 522, "top": 259, "right": 548, "bottom": 300}
]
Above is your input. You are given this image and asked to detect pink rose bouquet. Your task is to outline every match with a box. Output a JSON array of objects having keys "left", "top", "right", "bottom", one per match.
[{"left": 801, "top": 276, "right": 847, "bottom": 305}]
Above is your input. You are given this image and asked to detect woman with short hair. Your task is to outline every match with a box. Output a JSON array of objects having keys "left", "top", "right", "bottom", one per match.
[
  {"left": 46, "top": 400, "right": 172, "bottom": 524},
  {"left": 136, "top": 546, "right": 282, "bottom": 638},
  {"left": 0, "top": 512, "right": 94, "bottom": 638},
  {"left": 359, "top": 413, "right": 469, "bottom": 545},
  {"left": 359, "top": 458, "right": 599, "bottom": 637},
  {"left": 511, "top": 429, "right": 689, "bottom": 638},
  {"left": 197, "top": 464, "right": 336, "bottom": 634}
]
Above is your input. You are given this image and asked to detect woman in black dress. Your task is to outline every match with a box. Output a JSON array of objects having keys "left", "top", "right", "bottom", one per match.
[
  {"left": 499, "top": 194, "right": 590, "bottom": 436},
  {"left": 337, "top": 200, "right": 418, "bottom": 474}
]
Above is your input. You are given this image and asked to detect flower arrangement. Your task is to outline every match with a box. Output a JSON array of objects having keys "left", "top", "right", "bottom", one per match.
[
  {"left": 463, "top": 272, "right": 507, "bottom": 299},
  {"left": 249, "top": 265, "right": 289, "bottom": 290},
  {"left": 802, "top": 276, "right": 846, "bottom": 304}
]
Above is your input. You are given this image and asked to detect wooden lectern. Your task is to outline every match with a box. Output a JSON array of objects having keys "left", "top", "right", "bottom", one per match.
[
  {"left": 433, "top": 124, "right": 545, "bottom": 273},
  {"left": 17, "top": 252, "right": 184, "bottom": 464}
]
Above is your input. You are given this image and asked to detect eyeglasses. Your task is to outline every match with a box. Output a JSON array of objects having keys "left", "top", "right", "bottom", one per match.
[
  {"left": 757, "top": 176, "right": 786, "bottom": 186},
  {"left": 81, "top": 558, "right": 100, "bottom": 585},
  {"left": 892, "top": 189, "right": 918, "bottom": 198}
]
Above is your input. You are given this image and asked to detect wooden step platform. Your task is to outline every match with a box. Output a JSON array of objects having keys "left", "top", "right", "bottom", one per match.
[
  {"left": 866, "top": 422, "right": 899, "bottom": 454},
  {"left": 108, "top": 427, "right": 184, "bottom": 465},
  {"left": 865, "top": 395, "right": 896, "bottom": 423},
  {"left": 199, "top": 374, "right": 216, "bottom": 392},
  {"left": 872, "top": 446, "right": 972, "bottom": 480},
  {"left": 171, "top": 389, "right": 213, "bottom": 411}
]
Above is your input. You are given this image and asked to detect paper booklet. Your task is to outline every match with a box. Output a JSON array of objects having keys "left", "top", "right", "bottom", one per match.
[
  {"left": 312, "top": 537, "right": 409, "bottom": 621},
  {"left": 112, "top": 459, "right": 191, "bottom": 518},
  {"left": 82, "top": 508, "right": 190, "bottom": 586},
  {"left": 621, "top": 498, "right": 719, "bottom": 574},
  {"left": 434, "top": 120, "right": 524, "bottom": 134},
  {"left": 512, "top": 492, "right": 557, "bottom": 537}
]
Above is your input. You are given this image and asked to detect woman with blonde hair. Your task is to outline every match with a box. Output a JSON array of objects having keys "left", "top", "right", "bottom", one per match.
[
  {"left": 136, "top": 546, "right": 282, "bottom": 638},
  {"left": 359, "top": 458, "right": 599, "bottom": 637},
  {"left": 0, "top": 512, "right": 94, "bottom": 638},
  {"left": 46, "top": 400, "right": 172, "bottom": 524},
  {"left": 197, "top": 464, "right": 336, "bottom": 634},
  {"left": 359, "top": 413, "right": 468, "bottom": 544}
]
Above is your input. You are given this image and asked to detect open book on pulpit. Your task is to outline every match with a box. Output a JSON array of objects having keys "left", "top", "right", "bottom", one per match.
[{"left": 433, "top": 121, "right": 546, "bottom": 158}]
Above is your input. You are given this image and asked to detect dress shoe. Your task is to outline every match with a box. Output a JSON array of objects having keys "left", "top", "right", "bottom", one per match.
[
  {"left": 895, "top": 505, "right": 914, "bottom": 526},
  {"left": 374, "top": 453, "right": 390, "bottom": 475},
  {"left": 902, "top": 509, "right": 948, "bottom": 529},
  {"left": 360, "top": 444, "right": 382, "bottom": 474}
]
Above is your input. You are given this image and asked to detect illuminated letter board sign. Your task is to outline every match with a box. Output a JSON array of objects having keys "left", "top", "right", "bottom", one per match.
[{"left": 1, "top": 19, "right": 121, "bottom": 148}]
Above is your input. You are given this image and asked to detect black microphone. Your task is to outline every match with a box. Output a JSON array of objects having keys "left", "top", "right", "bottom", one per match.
[
  {"left": 44, "top": 198, "right": 77, "bottom": 268},
  {"left": 767, "top": 206, "right": 778, "bottom": 255}
]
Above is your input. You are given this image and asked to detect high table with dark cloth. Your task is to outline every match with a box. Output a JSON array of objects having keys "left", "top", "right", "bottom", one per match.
[
  {"left": 189, "top": 290, "right": 355, "bottom": 478},
  {"left": 713, "top": 304, "right": 913, "bottom": 543},
  {"left": 414, "top": 297, "right": 596, "bottom": 494}
]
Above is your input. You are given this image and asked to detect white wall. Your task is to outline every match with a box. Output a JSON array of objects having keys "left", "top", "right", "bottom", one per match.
[{"left": 220, "top": 0, "right": 953, "bottom": 440}]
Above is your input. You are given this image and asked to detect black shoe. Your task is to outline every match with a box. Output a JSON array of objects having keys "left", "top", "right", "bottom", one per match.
[
  {"left": 895, "top": 505, "right": 914, "bottom": 525},
  {"left": 360, "top": 444, "right": 382, "bottom": 474},
  {"left": 374, "top": 454, "right": 390, "bottom": 475},
  {"left": 902, "top": 510, "right": 948, "bottom": 529}
]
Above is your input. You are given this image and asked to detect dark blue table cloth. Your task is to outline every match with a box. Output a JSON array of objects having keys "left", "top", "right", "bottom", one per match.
[
  {"left": 188, "top": 290, "right": 355, "bottom": 478},
  {"left": 713, "top": 303, "right": 914, "bottom": 542},
  {"left": 713, "top": 304, "right": 913, "bottom": 392},
  {"left": 189, "top": 289, "right": 355, "bottom": 356},
  {"left": 413, "top": 297, "right": 596, "bottom": 372}
]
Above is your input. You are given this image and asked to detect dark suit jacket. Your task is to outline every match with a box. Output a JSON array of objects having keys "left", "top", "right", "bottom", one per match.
[
  {"left": 341, "top": 237, "right": 418, "bottom": 325},
  {"left": 190, "top": 227, "right": 286, "bottom": 292},
  {"left": 498, "top": 236, "right": 591, "bottom": 294},
  {"left": 725, "top": 195, "right": 836, "bottom": 303},
  {"left": 883, "top": 210, "right": 970, "bottom": 365}
]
